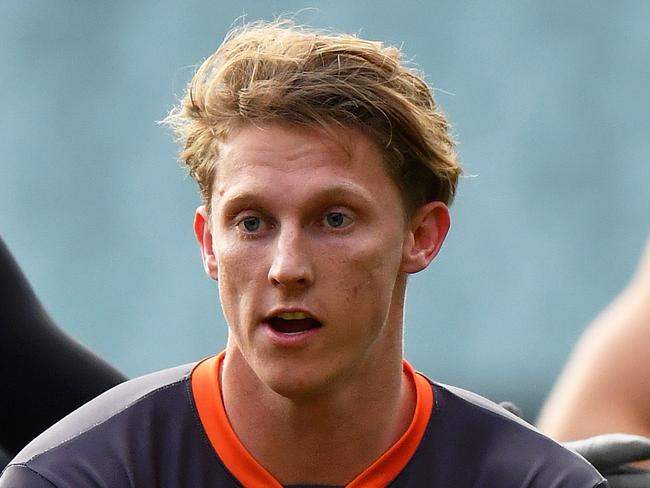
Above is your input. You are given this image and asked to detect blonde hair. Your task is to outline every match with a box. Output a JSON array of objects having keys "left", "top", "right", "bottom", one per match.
[{"left": 164, "top": 20, "right": 462, "bottom": 214}]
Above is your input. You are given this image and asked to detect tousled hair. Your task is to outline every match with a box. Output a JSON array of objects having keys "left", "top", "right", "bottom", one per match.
[{"left": 164, "top": 20, "right": 462, "bottom": 214}]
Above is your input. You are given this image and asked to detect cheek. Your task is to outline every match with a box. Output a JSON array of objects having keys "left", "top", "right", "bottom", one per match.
[
  {"left": 215, "top": 242, "right": 264, "bottom": 318},
  {"left": 216, "top": 239, "right": 263, "bottom": 283},
  {"left": 327, "top": 235, "right": 403, "bottom": 301}
]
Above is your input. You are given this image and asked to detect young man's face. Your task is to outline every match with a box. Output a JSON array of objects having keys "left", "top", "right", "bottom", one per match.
[{"left": 195, "top": 122, "right": 449, "bottom": 398}]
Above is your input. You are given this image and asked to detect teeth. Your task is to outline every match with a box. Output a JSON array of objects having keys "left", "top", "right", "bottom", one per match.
[{"left": 276, "top": 312, "right": 310, "bottom": 320}]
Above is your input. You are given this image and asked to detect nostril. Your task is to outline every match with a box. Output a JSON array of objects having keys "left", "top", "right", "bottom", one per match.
[{"left": 269, "top": 275, "right": 309, "bottom": 288}]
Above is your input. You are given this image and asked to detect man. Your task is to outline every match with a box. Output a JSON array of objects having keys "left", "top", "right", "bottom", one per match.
[{"left": 0, "top": 21, "right": 606, "bottom": 487}]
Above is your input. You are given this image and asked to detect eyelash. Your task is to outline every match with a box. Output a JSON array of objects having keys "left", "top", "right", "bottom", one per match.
[
  {"left": 233, "top": 214, "right": 263, "bottom": 233},
  {"left": 320, "top": 211, "right": 353, "bottom": 229}
]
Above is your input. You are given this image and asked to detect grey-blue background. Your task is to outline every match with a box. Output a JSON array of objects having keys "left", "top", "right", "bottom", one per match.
[{"left": 1, "top": 1, "right": 648, "bottom": 420}]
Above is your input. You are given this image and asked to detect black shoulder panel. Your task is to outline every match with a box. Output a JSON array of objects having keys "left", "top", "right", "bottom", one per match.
[{"left": 389, "top": 380, "right": 606, "bottom": 487}]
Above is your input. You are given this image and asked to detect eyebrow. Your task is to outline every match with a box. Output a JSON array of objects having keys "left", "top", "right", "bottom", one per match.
[{"left": 219, "top": 182, "right": 376, "bottom": 210}]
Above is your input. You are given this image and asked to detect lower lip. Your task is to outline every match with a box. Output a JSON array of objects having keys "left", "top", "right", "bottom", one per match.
[{"left": 262, "top": 322, "right": 321, "bottom": 347}]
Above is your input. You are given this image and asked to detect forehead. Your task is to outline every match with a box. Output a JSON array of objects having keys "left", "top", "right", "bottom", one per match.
[{"left": 212, "top": 122, "right": 399, "bottom": 203}]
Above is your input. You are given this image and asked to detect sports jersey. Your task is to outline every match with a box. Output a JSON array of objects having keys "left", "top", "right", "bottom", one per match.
[{"left": 0, "top": 352, "right": 607, "bottom": 487}]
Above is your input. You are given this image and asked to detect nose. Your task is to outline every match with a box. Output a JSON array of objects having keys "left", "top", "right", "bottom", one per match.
[{"left": 268, "top": 225, "right": 314, "bottom": 289}]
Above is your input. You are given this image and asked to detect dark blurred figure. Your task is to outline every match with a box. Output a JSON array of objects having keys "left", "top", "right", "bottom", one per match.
[{"left": 0, "top": 236, "right": 126, "bottom": 460}]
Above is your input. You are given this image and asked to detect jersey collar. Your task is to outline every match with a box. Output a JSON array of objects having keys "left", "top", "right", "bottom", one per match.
[{"left": 191, "top": 351, "right": 433, "bottom": 487}]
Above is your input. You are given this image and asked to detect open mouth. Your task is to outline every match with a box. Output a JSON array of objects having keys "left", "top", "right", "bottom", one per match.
[{"left": 267, "top": 312, "right": 322, "bottom": 334}]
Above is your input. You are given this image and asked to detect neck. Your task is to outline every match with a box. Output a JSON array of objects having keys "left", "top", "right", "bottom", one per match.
[{"left": 221, "top": 345, "right": 415, "bottom": 486}]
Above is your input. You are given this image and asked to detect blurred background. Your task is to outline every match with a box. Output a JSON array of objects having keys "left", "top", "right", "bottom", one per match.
[{"left": 1, "top": 0, "right": 648, "bottom": 421}]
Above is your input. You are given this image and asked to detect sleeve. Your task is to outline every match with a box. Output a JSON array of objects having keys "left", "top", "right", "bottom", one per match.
[
  {"left": 0, "top": 236, "right": 127, "bottom": 456},
  {"left": 0, "top": 464, "right": 56, "bottom": 487}
]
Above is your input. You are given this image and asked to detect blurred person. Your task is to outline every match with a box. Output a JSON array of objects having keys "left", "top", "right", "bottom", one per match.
[
  {"left": 0, "top": 21, "right": 605, "bottom": 487},
  {"left": 0, "top": 236, "right": 126, "bottom": 460},
  {"left": 538, "top": 236, "right": 650, "bottom": 448}
]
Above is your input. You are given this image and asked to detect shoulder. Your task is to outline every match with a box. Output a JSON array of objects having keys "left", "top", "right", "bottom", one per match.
[
  {"left": 12, "top": 362, "right": 196, "bottom": 464},
  {"left": 1, "top": 362, "right": 202, "bottom": 487},
  {"left": 394, "top": 378, "right": 607, "bottom": 487},
  {"left": 434, "top": 381, "right": 606, "bottom": 486},
  {"left": 0, "top": 465, "right": 56, "bottom": 487}
]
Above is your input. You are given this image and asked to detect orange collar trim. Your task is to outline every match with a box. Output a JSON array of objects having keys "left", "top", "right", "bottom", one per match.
[{"left": 191, "top": 352, "right": 433, "bottom": 487}]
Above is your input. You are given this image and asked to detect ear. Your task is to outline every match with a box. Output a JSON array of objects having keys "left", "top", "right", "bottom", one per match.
[
  {"left": 194, "top": 205, "right": 218, "bottom": 280},
  {"left": 400, "top": 201, "right": 451, "bottom": 274}
]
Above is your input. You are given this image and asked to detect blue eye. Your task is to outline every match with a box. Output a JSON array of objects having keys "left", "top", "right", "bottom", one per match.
[
  {"left": 325, "top": 212, "right": 351, "bottom": 228},
  {"left": 240, "top": 216, "right": 261, "bottom": 232}
]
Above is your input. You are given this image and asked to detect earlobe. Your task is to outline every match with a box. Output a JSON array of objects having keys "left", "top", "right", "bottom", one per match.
[
  {"left": 400, "top": 201, "right": 450, "bottom": 274},
  {"left": 194, "top": 206, "right": 218, "bottom": 281}
]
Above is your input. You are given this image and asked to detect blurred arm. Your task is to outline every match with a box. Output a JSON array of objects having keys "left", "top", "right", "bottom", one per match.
[{"left": 538, "top": 236, "right": 650, "bottom": 443}]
